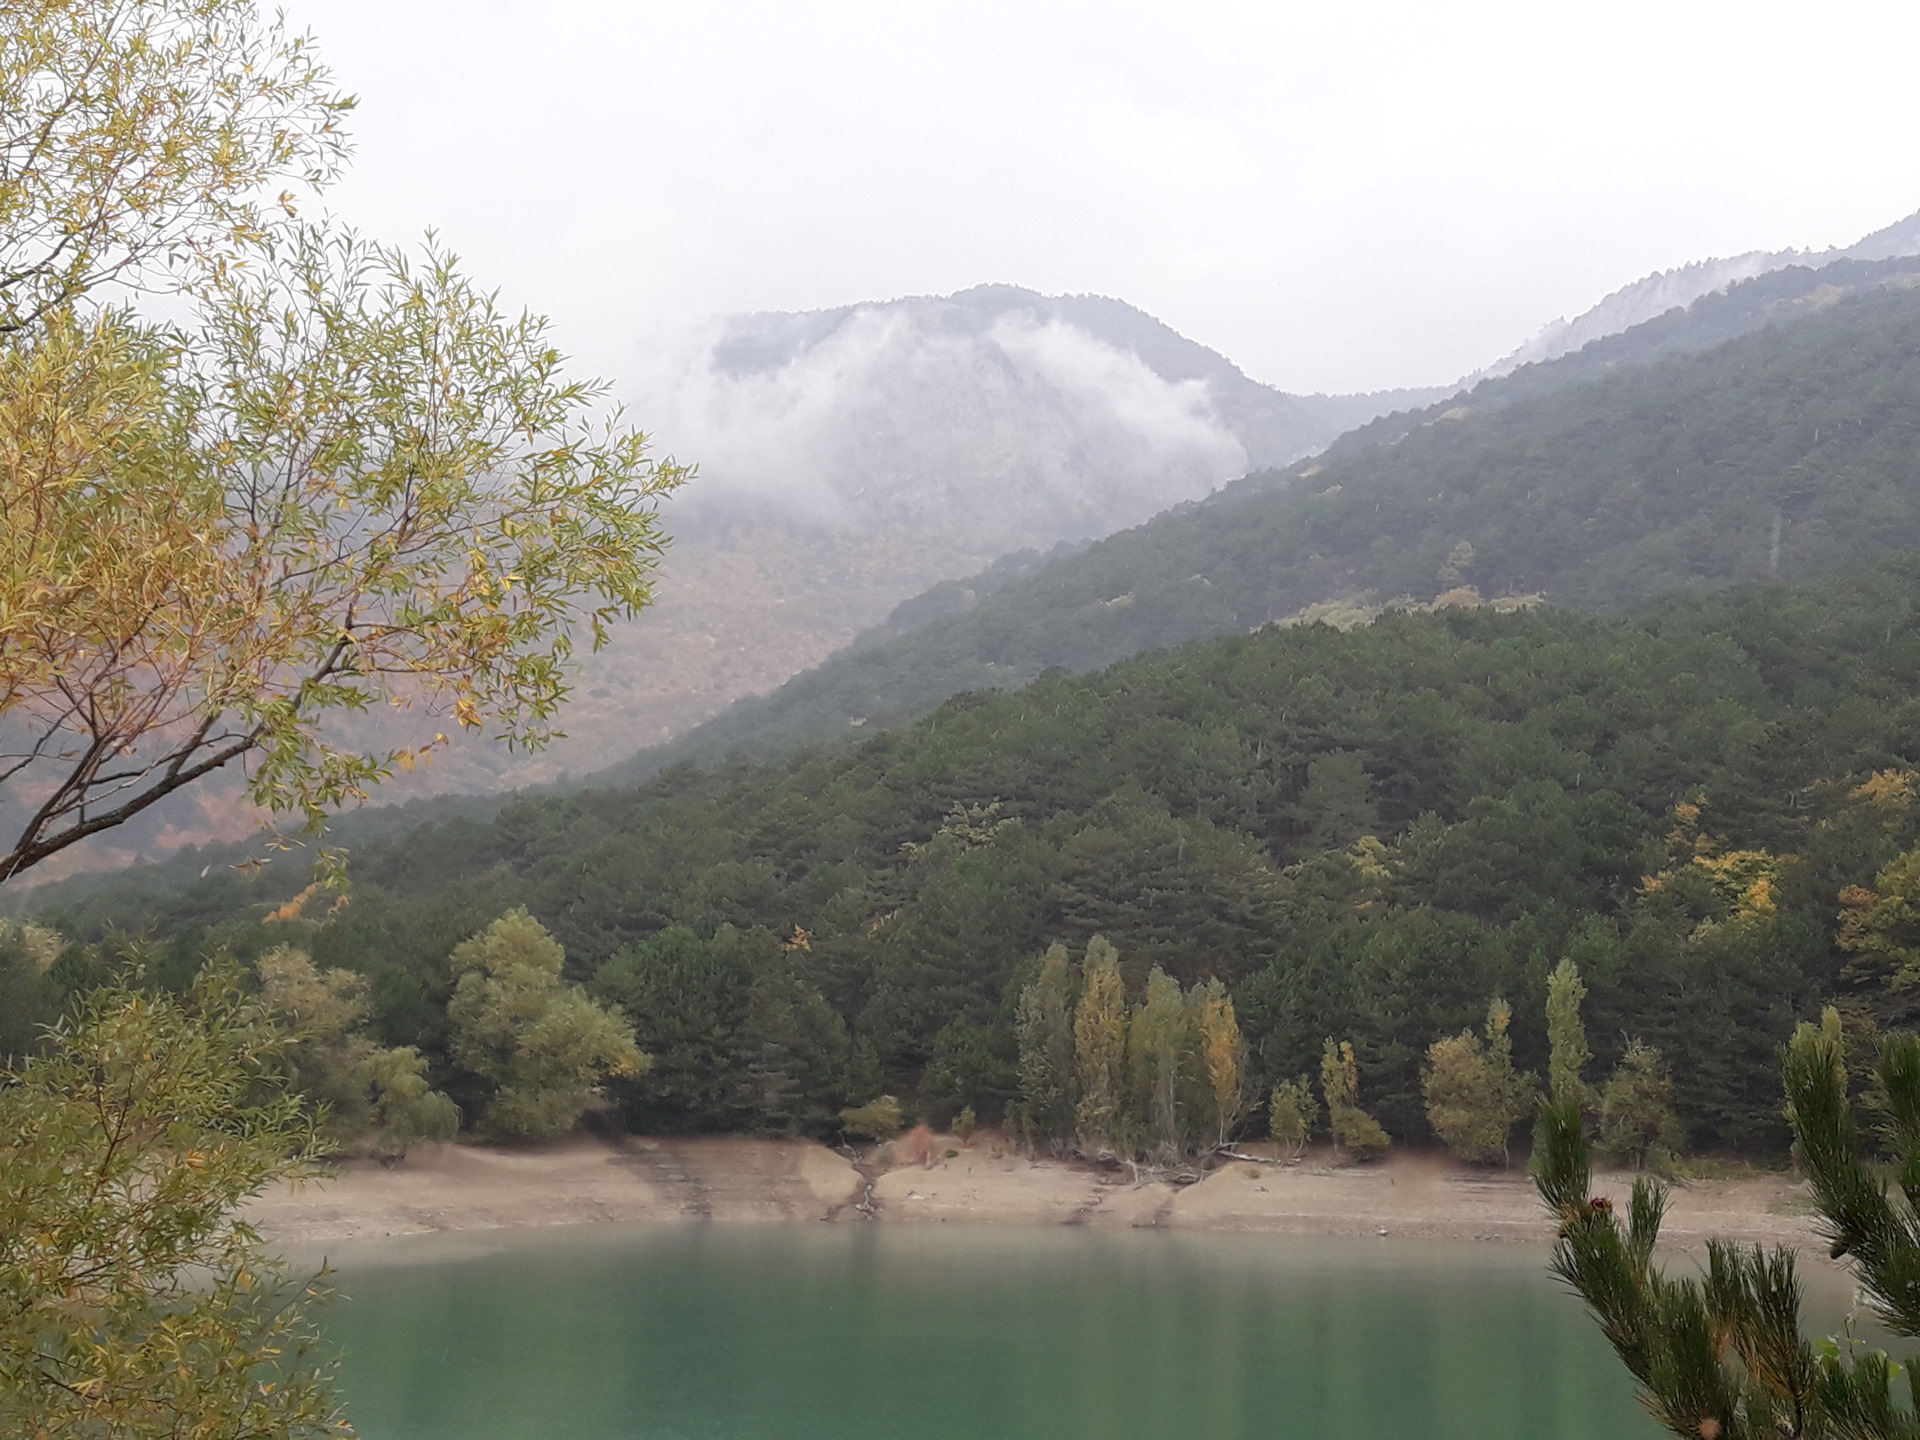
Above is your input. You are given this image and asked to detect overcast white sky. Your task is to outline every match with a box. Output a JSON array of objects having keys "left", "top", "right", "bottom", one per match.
[{"left": 283, "top": 0, "right": 1920, "bottom": 396}]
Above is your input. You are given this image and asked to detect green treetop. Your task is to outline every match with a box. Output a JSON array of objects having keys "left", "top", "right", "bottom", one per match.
[
  {"left": 1546, "top": 957, "right": 1595, "bottom": 1110},
  {"left": 448, "top": 908, "right": 646, "bottom": 1140}
]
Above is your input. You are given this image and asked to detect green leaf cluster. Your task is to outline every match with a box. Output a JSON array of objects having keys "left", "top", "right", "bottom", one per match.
[{"left": 0, "top": 970, "right": 350, "bottom": 1437}]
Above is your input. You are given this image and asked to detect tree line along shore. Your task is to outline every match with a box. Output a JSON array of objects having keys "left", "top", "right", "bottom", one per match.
[{"left": 25, "top": 555, "right": 1920, "bottom": 1175}]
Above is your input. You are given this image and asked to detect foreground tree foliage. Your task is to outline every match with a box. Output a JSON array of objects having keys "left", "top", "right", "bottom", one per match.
[
  {"left": 1538, "top": 1014, "right": 1920, "bottom": 1439},
  {"left": 0, "top": 0, "right": 683, "bottom": 883},
  {"left": 0, "top": 970, "right": 352, "bottom": 1437},
  {"left": 0, "top": 0, "right": 352, "bottom": 331}
]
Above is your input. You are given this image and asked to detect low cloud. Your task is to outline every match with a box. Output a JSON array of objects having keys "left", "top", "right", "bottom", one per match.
[{"left": 635, "top": 292, "right": 1250, "bottom": 554}]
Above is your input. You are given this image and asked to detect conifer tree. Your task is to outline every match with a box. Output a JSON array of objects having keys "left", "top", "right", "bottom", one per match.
[
  {"left": 1072, "top": 937, "right": 1128, "bottom": 1154},
  {"left": 1015, "top": 943, "right": 1078, "bottom": 1149},
  {"left": 1321, "top": 1038, "right": 1391, "bottom": 1161},
  {"left": 1536, "top": 1013, "right": 1920, "bottom": 1439}
]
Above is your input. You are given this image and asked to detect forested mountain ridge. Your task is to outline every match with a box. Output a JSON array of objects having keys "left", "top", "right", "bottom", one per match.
[
  {"left": 1318, "top": 252, "right": 1920, "bottom": 458},
  {"left": 588, "top": 256, "right": 1920, "bottom": 786},
  {"left": 32, "top": 556, "right": 1920, "bottom": 1156},
  {"left": 32, "top": 249, "right": 1918, "bottom": 880}
]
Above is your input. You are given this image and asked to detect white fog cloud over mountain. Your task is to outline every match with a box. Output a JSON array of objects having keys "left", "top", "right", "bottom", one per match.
[
  {"left": 647, "top": 307, "right": 1243, "bottom": 545},
  {"left": 639, "top": 285, "right": 1435, "bottom": 557}
]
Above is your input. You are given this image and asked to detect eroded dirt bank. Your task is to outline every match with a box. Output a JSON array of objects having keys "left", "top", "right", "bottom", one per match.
[{"left": 249, "top": 1134, "right": 1820, "bottom": 1254}]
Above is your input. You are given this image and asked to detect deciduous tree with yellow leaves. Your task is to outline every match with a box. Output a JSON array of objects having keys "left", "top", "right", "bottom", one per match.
[{"left": 0, "top": 0, "right": 683, "bottom": 884}]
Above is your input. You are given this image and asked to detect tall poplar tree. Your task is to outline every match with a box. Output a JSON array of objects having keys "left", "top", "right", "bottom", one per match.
[
  {"left": 1072, "top": 936, "right": 1128, "bottom": 1154},
  {"left": 1015, "top": 942, "right": 1078, "bottom": 1149},
  {"left": 1546, "top": 958, "right": 1595, "bottom": 1110},
  {"left": 1192, "top": 977, "right": 1244, "bottom": 1149},
  {"left": 1129, "top": 966, "right": 1189, "bottom": 1162}
]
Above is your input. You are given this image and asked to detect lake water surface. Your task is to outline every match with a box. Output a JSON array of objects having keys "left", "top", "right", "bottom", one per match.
[{"left": 317, "top": 1224, "right": 1664, "bottom": 1439}]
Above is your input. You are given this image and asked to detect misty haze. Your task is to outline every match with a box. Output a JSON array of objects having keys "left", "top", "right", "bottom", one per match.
[{"left": 12, "top": 6, "right": 1920, "bottom": 1440}]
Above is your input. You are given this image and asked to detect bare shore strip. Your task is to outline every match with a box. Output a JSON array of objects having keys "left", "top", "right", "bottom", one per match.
[{"left": 246, "top": 1133, "right": 1822, "bottom": 1254}]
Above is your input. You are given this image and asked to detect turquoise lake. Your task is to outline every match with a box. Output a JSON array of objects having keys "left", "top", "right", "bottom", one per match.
[{"left": 312, "top": 1223, "right": 1696, "bottom": 1439}]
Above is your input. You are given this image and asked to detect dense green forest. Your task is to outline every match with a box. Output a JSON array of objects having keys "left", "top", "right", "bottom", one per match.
[
  {"left": 594, "top": 258, "right": 1920, "bottom": 784},
  {"left": 28, "top": 553, "right": 1920, "bottom": 1157}
]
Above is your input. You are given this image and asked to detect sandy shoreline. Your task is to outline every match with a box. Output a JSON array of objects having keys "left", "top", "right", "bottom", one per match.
[{"left": 246, "top": 1132, "right": 1823, "bottom": 1255}]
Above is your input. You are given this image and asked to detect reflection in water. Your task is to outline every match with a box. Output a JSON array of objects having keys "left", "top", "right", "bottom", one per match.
[{"left": 318, "top": 1225, "right": 1663, "bottom": 1440}]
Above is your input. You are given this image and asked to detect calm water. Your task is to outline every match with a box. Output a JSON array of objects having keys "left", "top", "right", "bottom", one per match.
[{"left": 316, "top": 1224, "right": 1669, "bottom": 1440}]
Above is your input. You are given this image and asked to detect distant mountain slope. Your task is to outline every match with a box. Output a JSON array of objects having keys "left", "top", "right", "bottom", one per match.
[
  {"left": 589, "top": 254, "right": 1920, "bottom": 786},
  {"left": 1481, "top": 206, "right": 1920, "bottom": 377},
  {"left": 407, "top": 286, "right": 1442, "bottom": 785}
]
